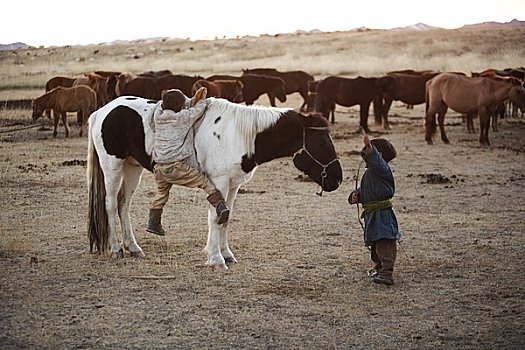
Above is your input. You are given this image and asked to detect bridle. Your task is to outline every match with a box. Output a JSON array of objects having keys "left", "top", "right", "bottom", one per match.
[{"left": 293, "top": 126, "right": 340, "bottom": 196}]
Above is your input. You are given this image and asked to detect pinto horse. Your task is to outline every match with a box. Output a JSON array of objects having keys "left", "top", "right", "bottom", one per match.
[
  {"left": 87, "top": 92, "right": 343, "bottom": 270},
  {"left": 32, "top": 85, "right": 97, "bottom": 137}
]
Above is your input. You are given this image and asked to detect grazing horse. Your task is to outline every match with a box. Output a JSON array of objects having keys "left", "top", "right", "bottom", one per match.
[
  {"left": 425, "top": 73, "right": 525, "bottom": 146},
  {"left": 192, "top": 79, "right": 244, "bottom": 102},
  {"left": 32, "top": 86, "right": 97, "bottom": 137},
  {"left": 242, "top": 68, "right": 314, "bottom": 111},
  {"left": 73, "top": 73, "right": 109, "bottom": 108},
  {"left": 380, "top": 71, "right": 440, "bottom": 129},
  {"left": 316, "top": 75, "right": 396, "bottom": 131},
  {"left": 44, "top": 76, "right": 77, "bottom": 119},
  {"left": 87, "top": 93, "right": 343, "bottom": 269},
  {"left": 118, "top": 74, "right": 205, "bottom": 99}
]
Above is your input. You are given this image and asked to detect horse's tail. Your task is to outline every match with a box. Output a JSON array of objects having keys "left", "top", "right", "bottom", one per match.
[
  {"left": 87, "top": 112, "right": 109, "bottom": 254},
  {"left": 424, "top": 82, "right": 437, "bottom": 138}
]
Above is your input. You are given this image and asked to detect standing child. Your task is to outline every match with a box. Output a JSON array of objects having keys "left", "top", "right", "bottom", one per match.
[{"left": 348, "top": 132, "right": 400, "bottom": 285}]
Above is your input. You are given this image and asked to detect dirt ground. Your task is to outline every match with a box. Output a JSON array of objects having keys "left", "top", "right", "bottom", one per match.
[{"left": 1, "top": 97, "right": 524, "bottom": 349}]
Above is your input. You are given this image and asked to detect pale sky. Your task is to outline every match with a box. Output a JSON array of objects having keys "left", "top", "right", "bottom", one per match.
[{"left": 3, "top": 0, "right": 524, "bottom": 47}]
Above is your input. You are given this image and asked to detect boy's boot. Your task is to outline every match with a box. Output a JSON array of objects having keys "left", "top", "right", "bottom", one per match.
[
  {"left": 146, "top": 208, "right": 165, "bottom": 236},
  {"left": 207, "top": 191, "right": 230, "bottom": 224}
]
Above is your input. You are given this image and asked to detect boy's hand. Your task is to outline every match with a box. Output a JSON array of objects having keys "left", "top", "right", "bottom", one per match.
[
  {"left": 363, "top": 133, "right": 371, "bottom": 147},
  {"left": 348, "top": 191, "right": 359, "bottom": 204}
]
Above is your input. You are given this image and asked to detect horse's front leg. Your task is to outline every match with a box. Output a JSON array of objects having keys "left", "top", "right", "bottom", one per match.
[
  {"left": 204, "top": 211, "right": 227, "bottom": 270},
  {"left": 204, "top": 178, "right": 231, "bottom": 270},
  {"left": 220, "top": 186, "right": 241, "bottom": 264},
  {"left": 52, "top": 110, "right": 60, "bottom": 138}
]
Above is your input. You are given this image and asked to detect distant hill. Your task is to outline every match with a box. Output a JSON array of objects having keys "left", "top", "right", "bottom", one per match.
[
  {"left": 0, "top": 42, "right": 29, "bottom": 50},
  {"left": 2, "top": 19, "right": 524, "bottom": 49},
  {"left": 461, "top": 18, "right": 525, "bottom": 29}
]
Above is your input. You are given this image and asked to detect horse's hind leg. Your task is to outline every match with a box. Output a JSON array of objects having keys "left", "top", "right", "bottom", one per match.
[
  {"left": 103, "top": 161, "right": 126, "bottom": 258},
  {"left": 118, "top": 162, "right": 145, "bottom": 258},
  {"left": 437, "top": 105, "right": 450, "bottom": 144},
  {"left": 61, "top": 112, "right": 70, "bottom": 138}
]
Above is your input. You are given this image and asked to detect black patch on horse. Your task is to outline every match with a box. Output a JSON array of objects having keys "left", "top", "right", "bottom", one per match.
[
  {"left": 146, "top": 100, "right": 157, "bottom": 104},
  {"left": 213, "top": 132, "right": 220, "bottom": 140},
  {"left": 125, "top": 97, "right": 138, "bottom": 100},
  {"left": 241, "top": 154, "right": 257, "bottom": 173},
  {"left": 214, "top": 116, "right": 221, "bottom": 124},
  {"left": 101, "top": 106, "right": 153, "bottom": 171}
]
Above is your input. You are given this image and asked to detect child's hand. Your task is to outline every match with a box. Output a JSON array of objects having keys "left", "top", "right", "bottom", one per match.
[
  {"left": 348, "top": 191, "right": 359, "bottom": 204},
  {"left": 363, "top": 133, "right": 371, "bottom": 147}
]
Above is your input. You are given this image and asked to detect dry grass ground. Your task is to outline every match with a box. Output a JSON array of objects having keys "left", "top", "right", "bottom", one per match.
[{"left": 1, "top": 27, "right": 525, "bottom": 349}]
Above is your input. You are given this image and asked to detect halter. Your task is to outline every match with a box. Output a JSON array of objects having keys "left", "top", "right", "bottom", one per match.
[{"left": 293, "top": 126, "right": 340, "bottom": 196}]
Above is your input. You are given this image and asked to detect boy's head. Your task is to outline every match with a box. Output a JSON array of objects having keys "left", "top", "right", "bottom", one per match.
[
  {"left": 369, "top": 138, "right": 397, "bottom": 162},
  {"left": 161, "top": 89, "right": 187, "bottom": 112}
]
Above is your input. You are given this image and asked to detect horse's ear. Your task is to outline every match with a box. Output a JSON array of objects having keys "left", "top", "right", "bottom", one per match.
[{"left": 191, "top": 87, "right": 207, "bottom": 106}]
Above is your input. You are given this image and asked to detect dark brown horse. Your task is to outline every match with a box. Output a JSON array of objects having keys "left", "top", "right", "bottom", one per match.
[
  {"left": 315, "top": 75, "right": 396, "bottom": 131},
  {"left": 118, "top": 74, "right": 204, "bottom": 99},
  {"left": 208, "top": 74, "right": 287, "bottom": 106},
  {"left": 191, "top": 79, "right": 244, "bottom": 102},
  {"left": 241, "top": 68, "right": 314, "bottom": 111},
  {"left": 380, "top": 71, "right": 440, "bottom": 129},
  {"left": 32, "top": 86, "right": 97, "bottom": 138}
]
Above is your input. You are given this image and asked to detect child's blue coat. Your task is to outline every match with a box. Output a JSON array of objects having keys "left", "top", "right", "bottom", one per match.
[{"left": 356, "top": 146, "right": 400, "bottom": 246}]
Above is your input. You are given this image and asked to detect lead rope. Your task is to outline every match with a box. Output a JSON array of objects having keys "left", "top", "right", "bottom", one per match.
[{"left": 293, "top": 128, "right": 339, "bottom": 197}]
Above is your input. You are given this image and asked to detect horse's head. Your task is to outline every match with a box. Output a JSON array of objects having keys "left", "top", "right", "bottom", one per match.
[
  {"left": 233, "top": 81, "right": 244, "bottom": 103},
  {"left": 292, "top": 115, "right": 342, "bottom": 192},
  {"left": 275, "top": 79, "right": 287, "bottom": 103},
  {"left": 509, "top": 79, "right": 525, "bottom": 110},
  {"left": 31, "top": 98, "right": 44, "bottom": 121}
]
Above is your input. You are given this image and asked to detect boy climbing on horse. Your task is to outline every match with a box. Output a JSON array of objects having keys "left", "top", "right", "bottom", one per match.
[
  {"left": 348, "top": 132, "right": 400, "bottom": 285},
  {"left": 146, "top": 88, "right": 230, "bottom": 236}
]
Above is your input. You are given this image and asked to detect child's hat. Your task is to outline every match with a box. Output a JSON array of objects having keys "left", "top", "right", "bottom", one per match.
[{"left": 371, "top": 138, "right": 397, "bottom": 162}]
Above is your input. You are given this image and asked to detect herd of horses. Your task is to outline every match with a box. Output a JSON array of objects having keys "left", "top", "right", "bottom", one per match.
[
  {"left": 26, "top": 66, "right": 525, "bottom": 264},
  {"left": 33, "top": 66, "right": 525, "bottom": 147}
]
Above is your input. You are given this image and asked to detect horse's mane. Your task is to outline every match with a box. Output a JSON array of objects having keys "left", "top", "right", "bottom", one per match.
[{"left": 206, "top": 98, "right": 291, "bottom": 154}]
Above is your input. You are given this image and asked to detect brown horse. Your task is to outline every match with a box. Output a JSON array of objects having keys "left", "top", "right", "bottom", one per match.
[
  {"left": 192, "top": 79, "right": 244, "bottom": 102},
  {"left": 241, "top": 68, "right": 314, "bottom": 111},
  {"left": 118, "top": 74, "right": 204, "bottom": 99},
  {"left": 73, "top": 73, "right": 109, "bottom": 108},
  {"left": 44, "top": 76, "right": 78, "bottom": 118},
  {"left": 94, "top": 70, "right": 122, "bottom": 101},
  {"left": 425, "top": 73, "right": 525, "bottom": 147},
  {"left": 315, "top": 75, "right": 397, "bottom": 131},
  {"left": 32, "top": 86, "right": 97, "bottom": 138},
  {"left": 207, "top": 74, "right": 287, "bottom": 106}
]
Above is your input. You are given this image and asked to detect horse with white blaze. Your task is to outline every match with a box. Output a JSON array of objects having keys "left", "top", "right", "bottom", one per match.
[{"left": 87, "top": 92, "right": 343, "bottom": 270}]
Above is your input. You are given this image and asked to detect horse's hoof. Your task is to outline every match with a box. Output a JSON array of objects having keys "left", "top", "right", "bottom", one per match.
[
  {"left": 224, "top": 256, "right": 238, "bottom": 264},
  {"left": 130, "top": 250, "right": 146, "bottom": 259},
  {"left": 111, "top": 249, "right": 124, "bottom": 259},
  {"left": 212, "top": 263, "right": 229, "bottom": 271}
]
